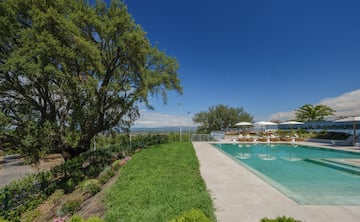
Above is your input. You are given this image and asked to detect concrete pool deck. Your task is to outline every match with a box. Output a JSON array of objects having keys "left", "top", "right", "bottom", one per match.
[{"left": 193, "top": 141, "right": 360, "bottom": 222}]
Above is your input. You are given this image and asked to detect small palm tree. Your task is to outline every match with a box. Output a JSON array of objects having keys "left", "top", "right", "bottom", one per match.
[{"left": 295, "top": 104, "right": 334, "bottom": 122}]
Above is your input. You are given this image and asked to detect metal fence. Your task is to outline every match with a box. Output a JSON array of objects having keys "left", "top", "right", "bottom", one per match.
[{"left": 191, "top": 134, "right": 211, "bottom": 142}]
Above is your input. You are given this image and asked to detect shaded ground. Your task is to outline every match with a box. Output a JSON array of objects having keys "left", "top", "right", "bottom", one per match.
[
  {"left": 0, "top": 154, "right": 35, "bottom": 188},
  {"left": 0, "top": 154, "right": 64, "bottom": 188}
]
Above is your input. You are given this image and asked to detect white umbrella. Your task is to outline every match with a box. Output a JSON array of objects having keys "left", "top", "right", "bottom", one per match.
[
  {"left": 235, "top": 122, "right": 253, "bottom": 126},
  {"left": 279, "top": 121, "right": 304, "bottom": 125},
  {"left": 254, "top": 121, "right": 278, "bottom": 132},
  {"left": 279, "top": 121, "right": 304, "bottom": 130},
  {"left": 254, "top": 121, "right": 278, "bottom": 126},
  {"left": 279, "top": 121, "right": 304, "bottom": 136},
  {"left": 235, "top": 122, "right": 253, "bottom": 133},
  {"left": 334, "top": 117, "right": 360, "bottom": 146},
  {"left": 254, "top": 121, "right": 278, "bottom": 140}
]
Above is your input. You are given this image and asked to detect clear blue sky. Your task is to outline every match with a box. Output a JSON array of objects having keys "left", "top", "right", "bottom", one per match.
[{"left": 120, "top": 0, "right": 360, "bottom": 127}]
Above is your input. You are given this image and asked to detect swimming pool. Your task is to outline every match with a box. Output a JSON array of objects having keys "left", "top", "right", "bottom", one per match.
[{"left": 213, "top": 143, "right": 360, "bottom": 205}]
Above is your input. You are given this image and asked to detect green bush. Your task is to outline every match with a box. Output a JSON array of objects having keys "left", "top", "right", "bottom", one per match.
[
  {"left": 86, "top": 165, "right": 102, "bottom": 178},
  {"left": 82, "top": 179, "right": 101, "bottom": 196},
  {"left": 20, "top": 209, "right": 40, "bottom": 222},
  {"left": 111, "top": 160, "right": 121, "bottom": 171},
  {"left": 98, "top": 167, "right": 115, "bottom": 184},
  {"left": 0, "top": 217, "right": 9, "bottom": 222},
  {"left": 61, "top": 199, "right": 82, "bottom": 215},
  {"left": 168, "top": 209, "right": 212, "bottom": 222},
  {"left": 69, "top": 215, "right": 104, "bottom": 222},
  {"left": 63, "top": 178, "right": 77, "bottom": 193},
  {"left": 260, "top": 216, "right": 302, "bottom": 222},
  {"left": 68, "top": 215, "right": 82, "bottom": 222},
  {"left": 86, "top": 217, "right": 104, "bottom": 222}
]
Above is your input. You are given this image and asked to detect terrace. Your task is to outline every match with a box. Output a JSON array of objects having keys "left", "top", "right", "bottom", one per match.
[{"left": 193, "top": 141, "right": 360, "bottom": 222}]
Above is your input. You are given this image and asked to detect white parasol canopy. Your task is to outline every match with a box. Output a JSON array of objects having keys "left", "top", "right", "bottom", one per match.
[
  {"left": 279, "top": 121, "right": 304, "bottom": 135},
  {"left": 254, "top": 121, "right": 278, "bottom": 126},
  {"left": 254, "top": 121, "right": 278, "bottom": 132},
  {"left": 279, "top": 121, "right": 304, "bottom": 125},
  {"left": 235, "top": 121, "right": 253, "bottom": 133},
  {"left": 235, "top": 122, "right": 253, "bottom": 126},
  {"left": 334, "top": 117, "right": 360, "bottom": 146}
]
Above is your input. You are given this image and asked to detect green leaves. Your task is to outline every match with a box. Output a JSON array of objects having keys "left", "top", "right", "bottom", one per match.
[
  {"left": 193, "top": 104, "right": 253, "bottom": 133},
  {"left": 295, "top": 104, "right": 334, "bottom": 122},
  {"left": 0, "top": 0, "right": 182, "bottom": 160}
]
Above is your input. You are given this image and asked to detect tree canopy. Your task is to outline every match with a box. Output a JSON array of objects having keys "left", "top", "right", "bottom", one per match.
[
  {"left": 193, "top": 104, "right": 253, "bottom": 133},
  {"left": 0, "top": 0, "right": 182, "bottom": 162},
  {"left": 295, "top": 104, "right": 334, "bottom": 122}
]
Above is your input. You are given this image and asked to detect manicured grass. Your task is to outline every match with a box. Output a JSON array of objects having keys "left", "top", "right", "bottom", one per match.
[{"left": 104, "top": 142, "right": 215, "bottom": 222}]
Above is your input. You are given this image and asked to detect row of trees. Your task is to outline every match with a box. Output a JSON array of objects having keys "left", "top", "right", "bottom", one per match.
[
  {"left": 192, "top": 104, "right": 335, "bottom": 133},
  {"left": 0, "top": 0, "right": 182, "bottom": 162}
]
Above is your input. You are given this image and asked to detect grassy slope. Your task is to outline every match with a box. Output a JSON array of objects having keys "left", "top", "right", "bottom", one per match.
[{"left": 104, "top": 142, "right": 215, "bottom": 222}]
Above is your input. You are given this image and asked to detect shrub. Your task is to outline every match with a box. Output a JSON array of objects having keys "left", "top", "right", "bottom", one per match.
[
  {"left": 0, "top": 217, "right": 9, "bottom": 222},
  {"left": 48, "top": 189, "right": 65, "bottom": 205},
  {"left": 82, "top": 179, "right": 101, "bottom": 196},
  {"left": 111, "top": 160, "right": 122, "bottom": 171},
  {"left": 68, "top": 215, "right": 104, "bottom": 222},
  {"left": 86, "top": 216, "right": 104, "bottom": 222},
  {"left": 68, "top": 215, "right": 82, "bottom": 222},
  {"left": 86, "top": 165, "right": 102, "bottom": 178},
  {"left": 63, "top": 178, "right": 76, "bottom": 194},
  {"left": 98, "top": 167, "right": 115, "bottom": 184},
  {"left": 61, "top": 199, "right": 82, "bottom": 215},
  {"left": 168, "top": 209, "right": 212, "bottom": 222},
  {"left": 260, "top": 216, "right": 302, "bottom": 222},
  {"left": 20, "top": 209, "right": 40, "bottom": 222}
]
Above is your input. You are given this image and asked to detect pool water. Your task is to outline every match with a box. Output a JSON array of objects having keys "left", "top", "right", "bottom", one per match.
[{"left": 214, "top": 143, "right": 360, "bottom": 205}]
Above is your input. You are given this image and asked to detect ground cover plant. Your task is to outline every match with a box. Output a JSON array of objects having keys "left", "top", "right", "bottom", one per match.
[
  {"left": 104, "top": 142, "right": 215, "bottom": 222},
  {"left": 261, "top": 215, "right": 302, "bottom": 222}
]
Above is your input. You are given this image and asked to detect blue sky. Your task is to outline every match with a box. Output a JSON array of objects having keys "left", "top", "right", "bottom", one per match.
[{"left": 120, "top": 0, "right": 360, "bottom": 128}]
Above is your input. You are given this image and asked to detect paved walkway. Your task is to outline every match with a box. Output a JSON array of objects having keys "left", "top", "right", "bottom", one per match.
[
  {"left": 0, "top": 154, "right": 35, "bottom": 188},
  {"left": 193, "top": 142, "right": 360, "bottom": 222}
]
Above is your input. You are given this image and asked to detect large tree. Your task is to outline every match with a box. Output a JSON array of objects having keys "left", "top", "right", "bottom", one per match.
[
  {"left": 0, "top": 0, "right": 182, "bottom": 162},
  {"left": 193, "top": 104, "right": 253, "bottom": 133},
  {"left": 295, "top": 104, "right": 334, "bottom": 122}
]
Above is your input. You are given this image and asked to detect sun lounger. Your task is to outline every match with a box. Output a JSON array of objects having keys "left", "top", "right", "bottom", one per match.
[
  {"left": 355, "top": 136, "right": 360, "bottom": 146},
  {"left": 331, "top": 136, "right": 354, "bottom": 146}
]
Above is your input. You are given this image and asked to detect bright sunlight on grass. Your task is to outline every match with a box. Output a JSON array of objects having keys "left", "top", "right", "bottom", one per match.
[{"left": 104, "top": 142, "right": 215, "bottom": 222}]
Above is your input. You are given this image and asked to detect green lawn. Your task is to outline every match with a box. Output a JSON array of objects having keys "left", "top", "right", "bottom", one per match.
[{"left": 104, "top": 142, "right": 215, "bottom": 222}]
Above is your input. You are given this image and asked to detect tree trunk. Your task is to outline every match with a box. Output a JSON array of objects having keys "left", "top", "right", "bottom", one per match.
[{"left": 61, "top": 141, "right": 90, "bottom": 160}]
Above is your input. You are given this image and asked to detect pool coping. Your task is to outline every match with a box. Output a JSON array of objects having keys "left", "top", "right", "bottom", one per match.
[{"left": 193, "top": 141, "right": 360, "bottom": 222}]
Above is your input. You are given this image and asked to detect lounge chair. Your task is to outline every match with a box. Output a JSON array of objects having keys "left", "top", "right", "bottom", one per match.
[
  {"left": 331, "top": 136, "right": 354, "bottom": 146},
  {"left": 355, "top": 136, "right": 360, "bottom": 146},
  {"left": 280, "top": 137, "right": 292, "bottom": 142}
]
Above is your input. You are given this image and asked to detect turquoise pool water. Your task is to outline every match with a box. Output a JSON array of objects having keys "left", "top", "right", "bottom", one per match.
[{"left": 213, "top": 143, "right": 360, "bottom": 205}]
